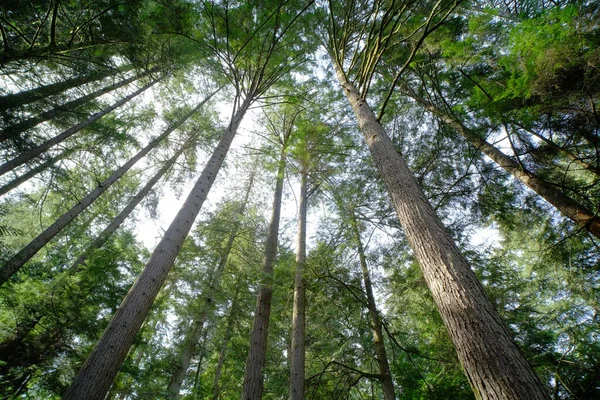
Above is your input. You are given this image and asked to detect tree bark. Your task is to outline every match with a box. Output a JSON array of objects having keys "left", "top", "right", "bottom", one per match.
[
  {"left": 0, "top": 64, "right": 133, "bottom": 112},
  {"left": 349, "top": 209, "right": 396, "bottom": 400},
  {"left": 0, "top": 78, "right": 159, "bottom": 177},
  {"left": 63, "top": 99, "right": 249, "bottom": 400},
  {"left": 167, "top": 173, "right": 254, "bottom": 399},
  {"left": 0, "top": 68, "right": 156, "bottom": 142},
  {"left": 290, "top": 164, "right": 307, "bottom": 400},
  {"left": 242, "top": 144, "right": 287, "bottom": 400},
  {"left": 0, "top": 91, "right": 217, "bottom": 286},
  {"left": 333, "top": 60, "right": 547, "bottom": 400},
  {"left": 405, "top": 88, "right": 600, "bottom": 239}
]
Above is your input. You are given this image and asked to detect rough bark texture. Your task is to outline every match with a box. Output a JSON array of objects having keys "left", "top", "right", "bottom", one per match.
[
  {"left": 242, "top": 145, "right": 287, "bottom": 400},
  {"left": 0, "top": 79, "right": 159, "bottom": 177},
  {"left": 407, "top": 90, "right": 600, "bottom": 239},
  {"left": 0, "top": 65, "right": 133, "bottom": 112},
  {"left": 349, "top": 210, "right": 395, "bottom": 400},
  {"left": 290, "top": 166, "right": 307, "bottom": 400},
  {"left": 0, "top": 92, "right": 216, "bottom": 286},
  {"left": 167, "top": 175, "right": 254, "bottom": 399},
  {"left": 334, "top": 63, "right": 547, "bottom": 400},
  {"left": 0, "top": 69, "right": 155, "bottom": 142},
  {"left": 63, "top": 103, "right": 248, "bottom": 400}
]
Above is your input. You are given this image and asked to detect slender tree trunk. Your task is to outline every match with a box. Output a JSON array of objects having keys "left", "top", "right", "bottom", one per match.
[
  {"left": 71, "top": 145, "right": 187, "bottom": 271},
  {"left": 0, "top": 147, "right": 75, "bottom": 196},
  {"left": 0, "top": 64, "right": 133, "bottom": 112},
  {"left": 242, "top": 145, "right": 287, "bottom": 400},
  {"left": 0, "top": 68, "right": 156, "bottom": 142},
  {"left": 290, "top": 165, "right": 307, "bottom": 400},
  {"left": 0, "top": 78, "right": 159, "bottom": 177},
  {"left": 349, "top": 210, "right": 396, "bottom": 400},
  {"left": 63, "top": 99, "right": 249, "bottom": 400},
  {"left": 333, "top": 61, "right": 547, "bottom": 399},
  {"left": 406, "top": 89, "right": 600, "bottom": 239},
  {"left": 212, "top": 284, "right": 241, "bottom": 400},
  {"left": 167, "top": 173, "right": 254, "bottom": 399},
  {"left": 0, "top": 91, "right": 217, "bottom": 286}
]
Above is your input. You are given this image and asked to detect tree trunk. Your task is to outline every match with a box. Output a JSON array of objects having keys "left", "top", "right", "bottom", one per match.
[
  {"left": 0, "top": 67, "right": 156, "bottom": 142},
  {"left": 0, "top": 91, "right": 217, "bottom": 286},
  {"left": 0, "top": 40, "right": 126, "bottom": 66},
  {"left": 0, "top": 78, "right": 159, "bottom": 177},
  {"left": 349, "top": 210, "right": 396, "bottom": 400},
  {"left": 167, "top": 173, "right": 254, "bottom": 399},
  {"left": 290, "top": 165, "right": 307, "bottom": 400},
  {"left": 0, "top": 147, "right": 75, "bottom": 196},
  {"left": 0, "top": 64, "right": 133, "bottom": 112},
  {"left": 242, "top": 144, "right": 287, "bottom": 400},
  {"left": 63, "top": 100, "right": 249, "bottom": 400},
  {"left": 333, "top": 61, "right": 547, "bottom": 400},
  {"left": 405, "top": 88, "right": 600, "bottom": 239},
  {"left": 212, "top": 284, "right": 241, "bottom": 400}
]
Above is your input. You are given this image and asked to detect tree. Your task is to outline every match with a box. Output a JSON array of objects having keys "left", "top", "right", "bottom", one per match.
[{"left": 322, "top": 0, "right": 547, "bottom": 397}]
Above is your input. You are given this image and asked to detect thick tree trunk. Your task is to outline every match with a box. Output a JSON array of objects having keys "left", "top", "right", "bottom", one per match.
[
  {"left": 333, "top": 62, "right": 547, "bottom": 400},
  {"left": 0, "top": 68, "right": 156, "bottom": 142},
  {"left": 0, "top": 92, "right": 217, "bottom": 286},
  {"left": 0, "top": 78, "right": 159, "bottom": 177},
  {"left": 167, "top": 175, "right": 254, "bottom": 399},
  {"left": 242, "top": 145, "right": 287, "bottom": 400},
  {"left": 63, "top": 100, "right": 249, "bottom": 400},
  {"left": 349, "top": 210, "right": 396, "bottom": 400},
  {"left": 212, "top": 285, "right": 241, "bottom": 400},
  {"left": 0, "top": 64, "right": 133, "bottom": 112},
  {"left": 290, "top": 165, "right": 307, "bottom": 400},
  {"left": 0, "top": 147, "right": 75, "bottom": 196},
  {"left": 406, "top": 89, "right": 600, "bottom": 239}
]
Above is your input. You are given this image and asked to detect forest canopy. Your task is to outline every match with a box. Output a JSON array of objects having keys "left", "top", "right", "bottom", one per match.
[{"left": 0, "top": 0, "right": 599, "bottom": 399}]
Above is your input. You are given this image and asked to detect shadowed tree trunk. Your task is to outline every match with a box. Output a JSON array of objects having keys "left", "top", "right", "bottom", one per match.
[
  {"left": 242, "top": 143, "right": 287, "bottom": 400},
  {"left": 349, "top": 209, "right": 396, "bottom": 400},
  {"left": 0, "top": 91, "right": 217, "bottom": 286},
  {"left": 290, "top": 163, "right": 307, "bottom": 400},
  {"left": 0, "top": 67, "right": 157, "bottom": 142},
  {"left": 0, "top": 64, "right": 133, "bottom": 112},
  {"left": 404, "top": 87, "right": 600, "bottom": 239},
  {"left": 0, "top": 78, "right": 160, "bottom": 177},
  {"left": 332, "top": 58, "right": 547, "bottom": 400},
  {"left": 167, "top": 173, "right": 254, "bottom": 399},
  {"left": 63, "top": 97, "right": 250, "bottom": 400}
]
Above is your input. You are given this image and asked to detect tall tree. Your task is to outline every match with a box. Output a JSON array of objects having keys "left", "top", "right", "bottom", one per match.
[{"left": 322, "top": 0, "right": 547, "bottom": 397}]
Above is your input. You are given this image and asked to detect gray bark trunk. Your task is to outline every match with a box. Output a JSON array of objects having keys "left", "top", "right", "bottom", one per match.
[
  {"left": 242, "top": 145, "right": 287, "bottom": 400},
  {"left": 406, "top": 89, "right": 600, "bottom": 239},
  {"left": 0, "top": 92, "right": 217, "bottom": 286},
  {"left": 349, "top": 210, "right": 396, "bottom": 400},
  {"left": 0, "top": 68, "right": 156, "bottom": 142},
  {"left": 290, "top": 165, "right": 307, "bottom": 400},
  {"left": 63, "top": 100, "right": 248, "bottom": 400},
  {"left": 333, "top": 61, "right": 547, "bottom": 400},
  {"left": 167, "top": 174, "right": 254, "bottom": 399},
  {"left": 0, "top": 64, "right": 133, "bottom": 112},
  {"left": 0, "top": 78, "right": 159, "bottom": 177}
]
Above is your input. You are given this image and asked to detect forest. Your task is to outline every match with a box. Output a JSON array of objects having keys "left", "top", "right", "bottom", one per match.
[{"left": 0, "top": 0, "right": 599, "bottom": 399}]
